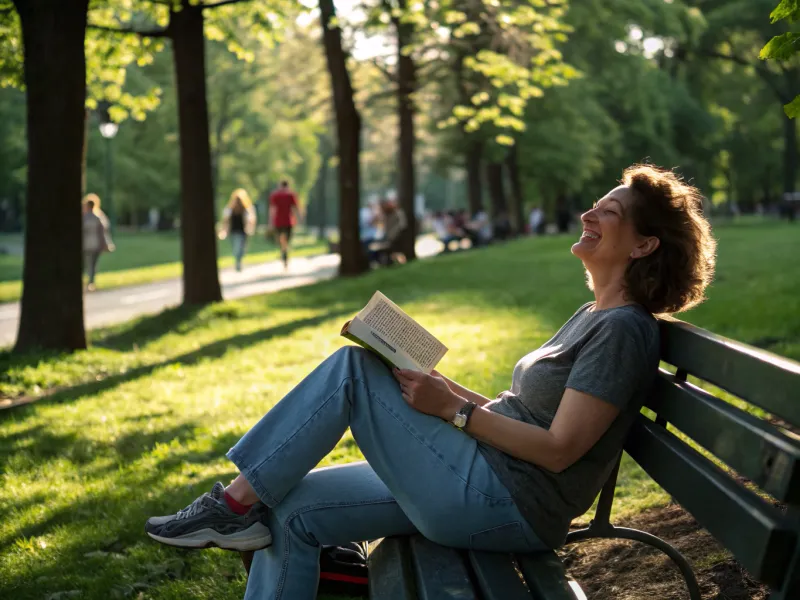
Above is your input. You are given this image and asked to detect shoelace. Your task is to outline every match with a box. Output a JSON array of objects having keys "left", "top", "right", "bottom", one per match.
[{"left": 175, "top": 494, "right": 210, "bottom": 520}]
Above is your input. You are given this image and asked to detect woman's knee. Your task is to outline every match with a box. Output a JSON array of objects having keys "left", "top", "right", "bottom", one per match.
[{"left": 333, "top": 345, "right": 386, "bottom": 374}]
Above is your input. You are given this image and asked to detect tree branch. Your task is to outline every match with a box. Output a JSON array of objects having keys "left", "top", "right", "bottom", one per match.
[
  {"left": 201, "top": 0, "right": 253, "bottom": 9},
  {"left": 362, "top": 88, "right": 397, "bottom": 108},
  {"left": 87, "top": 23, "right": 171, "bottom": 38},
  {"left": 699, "top": 49, "right": 791, "bottom": 103},
  {"left": 371, "top": 57, "right": 397, "bottom": 83}
]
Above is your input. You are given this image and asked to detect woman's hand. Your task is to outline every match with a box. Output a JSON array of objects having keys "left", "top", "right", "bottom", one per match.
[{"left": 393, "top": 368, "right": 464, "bottom": 420}]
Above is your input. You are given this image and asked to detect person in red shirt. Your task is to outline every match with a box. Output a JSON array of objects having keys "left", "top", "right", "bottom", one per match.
[{"left": 269, "top": 181, "right": 302, "bottom": 268}]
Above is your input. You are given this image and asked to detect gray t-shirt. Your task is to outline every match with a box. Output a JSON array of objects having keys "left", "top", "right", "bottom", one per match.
[{"left": 477, "top": 302, "right": 660, "bottom": 548}]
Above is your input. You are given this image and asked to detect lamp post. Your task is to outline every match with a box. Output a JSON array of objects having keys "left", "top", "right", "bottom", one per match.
[{"left": 98, "top": 119, "right": 119, "bottom": 233}]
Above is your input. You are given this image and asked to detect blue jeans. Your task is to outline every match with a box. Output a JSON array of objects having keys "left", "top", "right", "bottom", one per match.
[
  {"left": 231, "top": 232, "right": 247, "bottom": 270},
  {"left": 227, "top": 346, "right": 545, "bottom": 600}
]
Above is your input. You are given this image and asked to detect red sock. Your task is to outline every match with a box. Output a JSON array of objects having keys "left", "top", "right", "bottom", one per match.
[{"left": 224, "top": 491, "right": 253, "bottom": 515}]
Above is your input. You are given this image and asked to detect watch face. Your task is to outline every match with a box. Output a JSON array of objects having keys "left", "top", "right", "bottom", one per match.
[{"left": 453, "top": 413, "right": 467, "bottom": 428}]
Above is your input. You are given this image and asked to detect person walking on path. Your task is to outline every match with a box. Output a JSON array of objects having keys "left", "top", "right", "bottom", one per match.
[
  {"left": 269, "top": 181, "right": 302, "bottom": 269},
  {"left": 220, "top": 189, "right": 257, "bottom": 272},
  {"left": 82, "top": 194, "right": 115, "bottom": 292},
  {"left": 144, "top": 164, "right": 716, "bottom": 600}
]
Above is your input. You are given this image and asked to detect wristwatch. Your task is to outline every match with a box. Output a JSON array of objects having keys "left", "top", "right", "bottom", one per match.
[{"left": 452, "top": 401, "right": 478, "bottom": 429}]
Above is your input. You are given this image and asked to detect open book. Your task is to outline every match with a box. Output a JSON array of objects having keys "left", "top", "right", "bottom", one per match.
[{"left": 341, "top": 291, "right": 448, "bottom": 373}]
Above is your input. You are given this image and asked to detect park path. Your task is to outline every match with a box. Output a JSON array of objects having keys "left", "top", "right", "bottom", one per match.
[{"left": 0, "top": 237, "right": 442, "bottom": 348}]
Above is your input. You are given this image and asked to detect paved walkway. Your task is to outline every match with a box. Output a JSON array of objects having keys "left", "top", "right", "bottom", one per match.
[{"left": 0, "top": 238, "right": 442, "bottom": 348}]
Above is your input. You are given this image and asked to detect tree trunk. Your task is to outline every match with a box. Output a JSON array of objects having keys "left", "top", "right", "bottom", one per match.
[
  {"left": 81, "top": 108, "right": 89, "bottom": 196},
  {"left": 319, "top": 0, "right": 367, "bottom": 276},
  {"left": 171, "top": 0, "right": 222, "bottom": 304},
  {"left": 313, "top": 134, "right": 332, "bottom": 241},
  {"left": 393, "top": 1, "right": 416, "bottom": 261},
  {"left": 486, "top": 161, "right": 507, "bottom": 219},
  {"left": 466, "top": 141, "right": 484, "bottom": 215},
  {"left": 783, "top": 111, "right": 797, "bottom": 194},
  {"left": 456, "top": 49, "right": 484, "bottom": 217},
  {"left": 13, "top": 0, "right": 88, "bottom": 352},
  {"left": 505, "top": 144, "right": 525, "bottom": 235}
]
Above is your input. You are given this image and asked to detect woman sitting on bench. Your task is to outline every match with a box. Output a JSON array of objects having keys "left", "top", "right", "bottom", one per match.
[{"left": 145, "top": 164, "right": 716, "bottom": 600}]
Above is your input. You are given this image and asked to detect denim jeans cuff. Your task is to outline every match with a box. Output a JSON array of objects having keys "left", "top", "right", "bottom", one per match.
[{"left": 226, "top": 447, "right": 280, "bottom": 507}]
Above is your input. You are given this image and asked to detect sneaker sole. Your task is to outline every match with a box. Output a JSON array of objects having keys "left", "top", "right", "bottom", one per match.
[{"left": 146, "top": 522, "right": 272, "bottom": 552}]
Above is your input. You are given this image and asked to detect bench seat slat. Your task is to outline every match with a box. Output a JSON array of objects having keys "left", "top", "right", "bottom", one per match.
[
  {"left": 659, "top": 320, "right": 800, "bottom": 426},
  {"left": 516, "top": 552, "right": 579, "bottom": 599},
  {"left": 647, "top": 371, "right": 800, "bottom": 503},
  {"left": 468, "top": 551, "right": 532, "bottom": 599},
  {"left": 409, "top": 535, "right": 478, "bottom": 600},
  {"left": 626, "top": 416, "right": 797, "bottom": 588},
  {"left": 368, "top": 537, "right": 417, "bottom": 600}
]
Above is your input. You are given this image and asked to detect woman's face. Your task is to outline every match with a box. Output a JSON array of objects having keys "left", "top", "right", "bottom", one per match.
[{"left": 571, "top": 185, "right": 645, "bottom": 268}]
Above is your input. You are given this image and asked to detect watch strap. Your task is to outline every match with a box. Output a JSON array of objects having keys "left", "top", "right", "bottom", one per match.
[{"left": 456, "top": 401, "right": 478, "bottom": 428}]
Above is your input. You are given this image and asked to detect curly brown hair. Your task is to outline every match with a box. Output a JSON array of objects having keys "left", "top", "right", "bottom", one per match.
[{"left": 621, "top": 164, "right": 716, "bottom": 315}]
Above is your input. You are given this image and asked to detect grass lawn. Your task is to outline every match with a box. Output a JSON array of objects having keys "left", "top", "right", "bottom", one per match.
[
  {"left": 1, "top": 220, "right": 798, "bottom": 599},
  {"left": 0, "top": 231, "right": 327, "bottom": 303}
]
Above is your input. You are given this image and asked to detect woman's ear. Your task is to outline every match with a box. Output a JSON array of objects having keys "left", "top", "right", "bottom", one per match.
[{"left": 630, "top": 236, "right": 660, "bottom": 259}]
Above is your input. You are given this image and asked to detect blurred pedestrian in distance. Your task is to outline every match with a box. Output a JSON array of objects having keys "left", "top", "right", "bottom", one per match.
[
  {"left": 493, "top": 210, "right": 512, "bottom": 241},
  {"left": 555, "top": 195, "right": 572, "bottom": 233},
  {"left": 360, "top": 199, "right": 381, "bottom": 249},
  {"left": 529, "top": 206, "right": 545, "bottom": 235},
  {"left": 431, "top": 210, "right": 463, "bottom": 251},
  {"left": 467, "top": 209, "right": 493, "bottom": 247},
  {"left": 269, "top": 181, "right": 302, "bottom": 269},
  {"left": 219, "top": 189, "right": 257, "bottom": 272},
  {"left": 82, "top": 193, "right": 115, "bottom": 292},
  {"left": 381, "top": 198, "right": 407, "bottom": 248},
  {"left": 369, "top": 197, "right": 408, "bottom": 265}
]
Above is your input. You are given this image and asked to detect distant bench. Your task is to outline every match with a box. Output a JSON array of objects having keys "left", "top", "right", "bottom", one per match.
[{"left": 241, "top": 318, "right": 800, "bottom": 599}]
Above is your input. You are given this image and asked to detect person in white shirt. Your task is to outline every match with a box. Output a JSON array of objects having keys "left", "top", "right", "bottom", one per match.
[{"left": 529, "top": 207, "right": 545, "bottom": 235}]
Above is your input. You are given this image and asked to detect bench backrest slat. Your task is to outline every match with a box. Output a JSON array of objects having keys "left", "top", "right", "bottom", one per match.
[
  {"left": 625, "top": 417, "right": 797, "bottom": 588},
  {"left": 646, "top": 371, "right": 800, "bottom": 503},
  {"left": 660, "top": 320, "right": 800, "bottom": 426}
]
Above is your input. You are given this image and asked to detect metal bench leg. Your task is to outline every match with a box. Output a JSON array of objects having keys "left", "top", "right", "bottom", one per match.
[
  {"left": 567, "top": 526, "right": 701, "bottom": 600},
  {"left": 566, "top": 454, "right": 701, "bottom": 600}
]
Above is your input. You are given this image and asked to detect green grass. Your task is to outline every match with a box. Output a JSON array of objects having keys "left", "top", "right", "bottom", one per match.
[
  {"left": 1, "top": 222, "right": 799, "bottom": 598},
  {"left": 0, "top": 231, "right": 327, "bottom": 303}
]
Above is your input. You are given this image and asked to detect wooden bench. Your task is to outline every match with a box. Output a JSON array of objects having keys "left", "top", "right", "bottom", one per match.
[
  {"left": 241, "top": 318, "right": 800, "bottom": 598},
  {"left": 367, "top": 535, "right": 583, "bottom": 599},
  {"left": 565, "top": 318, "right": 800, "bottom": 599}
]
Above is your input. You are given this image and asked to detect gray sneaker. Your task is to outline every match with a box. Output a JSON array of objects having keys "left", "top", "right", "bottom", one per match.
[{"left": 145, "top": 482, "right": 272, "bottom": 551}]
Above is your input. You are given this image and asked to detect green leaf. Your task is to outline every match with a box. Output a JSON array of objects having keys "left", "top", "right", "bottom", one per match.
[
  {"left": 785, "top": 95, "right": 800, "bottom": 119},
  {"left": 759, "top": 32, "right": 800, "bottom": 61},
  {"left": 770, "top": 0, "right": 800, "bottom": 24},
  {"left": 496, "top": 134, "right": 515, "bottom": 146}
]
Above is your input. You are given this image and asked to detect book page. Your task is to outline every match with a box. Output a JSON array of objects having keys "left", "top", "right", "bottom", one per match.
[{"left": 356, "top": 291, "right": 448, "bottom": 372}]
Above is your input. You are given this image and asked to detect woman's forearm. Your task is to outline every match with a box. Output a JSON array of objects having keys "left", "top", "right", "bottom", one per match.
[
  {"left": 441, "top": 375, "right": 493, "bottom": 407},
  {"left": 464, "top": 406, "right": 565, "bottom": 472}
]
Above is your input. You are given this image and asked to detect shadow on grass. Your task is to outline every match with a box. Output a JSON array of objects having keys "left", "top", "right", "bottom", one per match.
[
  {"left": 93, "top": 303, "right": 205, "bottom": 351},
  {"left": 0, "top": 306, "right": 357, "bottom": 422},
  {"left": 0, "top": 420, "right": 207, "bottom": 483},
  {"left": 0, "top": 473, "right": 240, "bottom": 598},
  {"left": 0, "top": 426, "right": 243, "bottom": 548}
]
